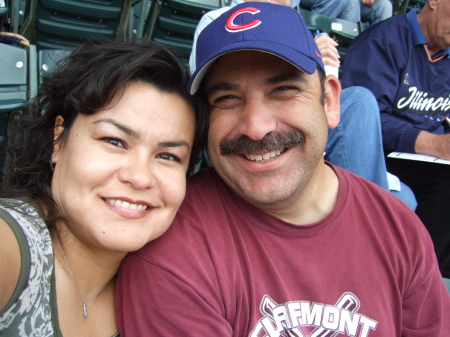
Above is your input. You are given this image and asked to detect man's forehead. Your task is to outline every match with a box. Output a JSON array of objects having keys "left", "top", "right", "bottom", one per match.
[
  {"left": 204, "top": 50, "right": 307, "bottom": 87},
  {"left": 212, "top": 50, "right": 296, "bottom": 69}
]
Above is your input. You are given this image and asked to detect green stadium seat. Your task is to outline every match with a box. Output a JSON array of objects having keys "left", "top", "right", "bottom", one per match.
[
  {"left": 35, "top": 0, "right": 126, "bottom": 49},
  {"left": 406, "top": 0, "right": 426, "bottom": 12},
  {"left": 298, "top": 9, "right": 361, "bottom": 77},
  {"left": 0, "top": 43, "right": 28, "bottom": 113},
  {"left": 145, "top": 0, "right": 222, "bottom": 61},
  {"left": 38, "top": 48, "right": 70, "bottom": 79},
  {"left": 0, "top": 42, "right": 29, "bottom": 180},
  {"left": 24, "top": 47, "right": 70, "bottom": 100},
  {"left": 444, "top": 277, "right": 450, "bottom": 294},
  {"left": 0, "top": 7, "right": 8, "bottom": 17},
  {"left": 393, "top": 0, "right": 426, "bottom": 15},
  {"left": 128, "top": 0, "right": 153, "bottom": 41},
  {"left": 19, "top": 0, "right": 135, "bottom": 50}
]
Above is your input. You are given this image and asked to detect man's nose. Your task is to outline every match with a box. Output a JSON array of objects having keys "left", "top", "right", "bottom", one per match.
[{"left": 237, "top": 99, "right": 277, "bottom": 141}]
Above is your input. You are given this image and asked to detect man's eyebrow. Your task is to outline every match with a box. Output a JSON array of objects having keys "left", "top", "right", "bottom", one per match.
[
  {"left": 94, "top": 118, "right": 140, "bottom": 139},
  {"left": 158, "top": 141, "right": 191, "bottom": 151},
  {"left": 264, "top": 73, "right": 310, "bottom": 86},
  {"left": 205, "top": 82, "right": 240, "bottom": 97}
]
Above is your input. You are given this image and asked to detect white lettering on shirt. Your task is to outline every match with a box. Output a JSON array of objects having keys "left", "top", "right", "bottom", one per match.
[
  {"left": 250, "top": 292, "right": 378, "bottom": 337},
  {"left": 396, "top": 86, "right": 450, "bottom": 114}
]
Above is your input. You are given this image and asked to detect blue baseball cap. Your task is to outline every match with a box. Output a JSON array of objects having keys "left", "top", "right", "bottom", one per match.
[{"left": 188, "top": 2, "right": 324, "bottom": 94}]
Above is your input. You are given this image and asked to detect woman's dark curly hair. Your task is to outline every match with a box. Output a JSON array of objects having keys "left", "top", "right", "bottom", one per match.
[{"left": 1, "top": 39, "right": 208, "bottom": 232}]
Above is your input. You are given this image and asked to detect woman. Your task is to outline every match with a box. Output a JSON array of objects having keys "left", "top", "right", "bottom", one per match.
[{"left": 0, "top": 40, "right": 207, "bottom": 336}]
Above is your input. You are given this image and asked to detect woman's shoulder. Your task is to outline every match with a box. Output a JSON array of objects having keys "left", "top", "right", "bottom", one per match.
[
  {"left": 0, "top": 198, "right": 49, "bottom": 243},
  {"left": 0, "top": 215, "right": 21, "bottom": 312},
  {"left": 0, "top": 198, "right": 57, "bottom": 336}
]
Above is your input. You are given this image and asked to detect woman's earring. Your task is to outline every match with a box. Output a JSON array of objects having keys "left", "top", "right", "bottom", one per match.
[{"left": 49, "top": 161, "right": 55, "bottom": 171}]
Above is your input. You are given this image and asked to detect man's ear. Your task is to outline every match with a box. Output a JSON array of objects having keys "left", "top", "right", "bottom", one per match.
[
  {"left": 52, "top": 116, "right": 65, "bottom": 164},
  {"left": 427, "top": 0, "right": 438, "bottom": 10},
  {"left": 323, "top": 75, "right": 341, "bottom": 129}
]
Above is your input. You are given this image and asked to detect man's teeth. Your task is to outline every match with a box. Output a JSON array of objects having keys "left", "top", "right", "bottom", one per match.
[
  {"left": 105, "top": 199, "right": 148, "bottom": 210},
  {"left": 245, "top": 149, "right": 281, "bottom": 162}
]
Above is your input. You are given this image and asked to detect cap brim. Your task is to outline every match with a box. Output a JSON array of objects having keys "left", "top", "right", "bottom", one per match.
[{"left": 189, "top": 41, "right": 318, "bottom": 95}]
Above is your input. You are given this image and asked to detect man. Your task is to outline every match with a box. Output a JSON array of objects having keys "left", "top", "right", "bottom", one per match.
[
  {"left": 116, "top": 3, "right": 450, "bottom": 336},
  {"left": 189, "top": 0, "right": 417, "bottom": 210},
  {"left": 341, "top": 0, "right": 450, "bottom": 278}
]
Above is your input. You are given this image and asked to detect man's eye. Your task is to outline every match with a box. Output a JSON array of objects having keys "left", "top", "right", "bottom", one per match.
[
  {"left": 271, "top": 86, "right": 301, "bottom": 99},
  {"left": 210, "top": 95, "right": 240, "bottom": 109},
  {"left": 274, "top": 86, "right": 299, "bottom": 92},
  {"left": 103, "top": 138, "right": 125, "bottom": 148},
  {"left": 158, "top": 153, "right": 181, "bottom": 163}
]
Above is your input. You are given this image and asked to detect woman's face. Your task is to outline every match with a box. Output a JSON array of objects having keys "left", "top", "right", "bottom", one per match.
[{"left": 51, "top": 81, "right": 195, "bottom": 253}]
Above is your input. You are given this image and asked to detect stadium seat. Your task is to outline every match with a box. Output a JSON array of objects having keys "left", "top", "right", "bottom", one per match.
[
  {"left": 0, "top": 110, "right": 9, "bottom": 180},
  {"left": 299, "top": 8, "right": 331, "bottom": 33},
  {"left": 0, "top": 6, "right": 8, "bottom": 18},
  {"left": 0, "top": 42, "right": 29, "bottom": 180},
  {"left": 0, "top": 43, "right": 28, "bottom": 113},
  {"left": 406, "top": 0, "right": 426, "bottom": 12},
  {"left": 393, "top": 0, "right": 410, "bottom": 15},
  {"left": 444, "top": 278, "right": 450, "bottom": 294},
  {"left": 7, "top": 0, "right": 29, "bottom": 33},
  {"left": 393, "top": 0, "right": 426, "bottom": 15},
  {"left": 298, "top": 9, "right": 361, "bottom": 77},
  {"left": 38, "top": 48, "right": 70, "bottom": 79},
  {"left": 144, "top": 0, "right": 222, "bottom": 61},
  {"left": 36, "top": 0, "right": 125, "bottom": 49},
  {"left": 20, "top": 0, "right": 133, "bottom": 50},
  {"left": 25, "top": 47, "right": 70, "bottom": 99},
  {"left": 128, "top": 0, "right": 153, "bottom": 41}
]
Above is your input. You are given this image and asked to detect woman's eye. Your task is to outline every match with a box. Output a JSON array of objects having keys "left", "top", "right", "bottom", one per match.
[
  {"left": 158, "top": 153, "right": 181, "bottom": 163},
  {"left": 104, "top": 138, "right": 125, "bottom": 148}
]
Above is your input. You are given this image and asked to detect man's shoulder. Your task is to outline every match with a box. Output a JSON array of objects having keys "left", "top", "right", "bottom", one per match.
[
  {"left": 135, "top": 168, "right": 229, "bottom": 254},
  {"left": 335, "top": 165, "right": 432, "bottom": 260},
  {"left": 184, "top": 167, "right": 224, "bottom": 203},
  {"left": 353, "top": 13, "right": 408, "bottom": 45},
  {"left": 333, "top": 164, "right": 415, "bottom": 217}
]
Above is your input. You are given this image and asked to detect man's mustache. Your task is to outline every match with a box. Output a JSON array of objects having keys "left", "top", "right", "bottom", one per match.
[{"left": 220, "top": 131, "right": 305, "bottom": 155}]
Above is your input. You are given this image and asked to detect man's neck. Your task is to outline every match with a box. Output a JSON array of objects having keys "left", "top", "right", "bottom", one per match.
[
  {"left": 261, "top": 162, "right": 339, "bottom": 226},
  {"left": 417, "top": 6, "right": 443, "bottom": 56}
]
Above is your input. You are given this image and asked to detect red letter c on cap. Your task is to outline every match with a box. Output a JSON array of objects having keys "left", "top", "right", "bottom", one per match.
[{"left": 226, "top": 7, "right": 261, "bottom": 33}]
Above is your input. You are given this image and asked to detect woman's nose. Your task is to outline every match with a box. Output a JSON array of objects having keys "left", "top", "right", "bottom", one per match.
[{"left": 118, "top": 155, "right": 156, "bottom": 190}]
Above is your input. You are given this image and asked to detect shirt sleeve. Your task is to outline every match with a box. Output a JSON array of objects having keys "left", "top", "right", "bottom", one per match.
[
  {"left": 400, "top": 214, "right": 450, "bottom": 335},
  {"left": 341, "top": 33, "right": 420, "bottom": 153},
  {"left": 115, "top": 252, "right": 233, "bottom": 336}
]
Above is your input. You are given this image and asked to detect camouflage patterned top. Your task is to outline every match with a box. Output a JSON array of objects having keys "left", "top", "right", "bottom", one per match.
[{"left": 0, "top": 199, "right": 119, "bottom": 337}]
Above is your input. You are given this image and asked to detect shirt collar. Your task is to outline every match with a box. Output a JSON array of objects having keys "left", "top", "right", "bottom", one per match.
[{"left": 406, "top": 8, "right": 450, "bottom": 59}]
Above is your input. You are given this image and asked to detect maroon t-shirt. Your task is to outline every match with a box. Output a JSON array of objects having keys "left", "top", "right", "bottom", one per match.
[{"left": 116, "top": 164, "right": 450, "bottom": 336}]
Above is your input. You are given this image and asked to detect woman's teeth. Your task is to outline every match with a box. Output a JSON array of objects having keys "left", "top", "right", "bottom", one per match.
[{"left": 105, "top": 199, "right": 148, "bottom": 211}]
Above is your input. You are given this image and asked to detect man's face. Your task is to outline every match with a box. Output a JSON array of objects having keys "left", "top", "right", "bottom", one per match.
[
  {"left": 203, "top": 51, "right": 338, "bottom": 214},
  {"left": 436, "top": 0, "right": 450, "bottom": 48},
  {"left": 425, "top": 0, "right": 450, "bottom": 51}
]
